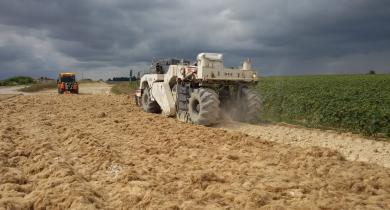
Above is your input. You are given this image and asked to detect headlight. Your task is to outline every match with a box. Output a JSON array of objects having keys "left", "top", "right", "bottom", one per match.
[{"left": 252, "top": 73, "right": 257, "bottom": 78}]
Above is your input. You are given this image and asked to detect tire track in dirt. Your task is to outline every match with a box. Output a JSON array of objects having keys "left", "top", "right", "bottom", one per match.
[
  {"left": 216, "top": 121, "right": 390, "bottom": 168},
  {"left": 1, "top": 95, "right": 390, "bottom": 209},
  {"left": 0, "top": 94, "right": 20, "bottom": 102}
]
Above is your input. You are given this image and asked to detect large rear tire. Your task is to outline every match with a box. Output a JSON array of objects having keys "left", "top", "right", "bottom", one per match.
[
  {"left": 141, "top": 87, "right": 161, "bottom": 113},
  {"left": 235, "top": 87, "right": 261, "bottom": 123},
  {"left": 188, "top": 88, "right": 220, "bottom": 125}
]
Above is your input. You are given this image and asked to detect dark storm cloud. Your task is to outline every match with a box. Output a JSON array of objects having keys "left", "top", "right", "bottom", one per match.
[
  {"left": 255, "top": 1, "right": 390, "bottom": 56},
  {"left": 0, "top": 43, "right": 56, "bottom": 78},
  {"left": 0, "top": 0, "right": 389, "bottom": 79}
]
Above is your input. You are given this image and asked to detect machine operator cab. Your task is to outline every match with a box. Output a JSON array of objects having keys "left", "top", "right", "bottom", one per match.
[
  {"left": 151, "top": 59, "right": 190, "bottom": 74},
  {"left": 197, "top": 53, "right": 224, "bottom": 70}
]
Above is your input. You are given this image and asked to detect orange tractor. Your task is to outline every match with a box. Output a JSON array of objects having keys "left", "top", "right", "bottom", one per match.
[{"left": 57, "top": 72, "right": 79, "bottom": 94}]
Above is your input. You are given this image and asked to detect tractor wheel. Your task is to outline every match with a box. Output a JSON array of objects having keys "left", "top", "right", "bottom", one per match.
[
  {"left": 188, "top": 88, "right": 220, "bottom": 125},
  {"left": 235, "top": 87, "right": 261, "bottom": 123},
  {"left": 141, "top": 87, "right": 161, "bottom": 113}
]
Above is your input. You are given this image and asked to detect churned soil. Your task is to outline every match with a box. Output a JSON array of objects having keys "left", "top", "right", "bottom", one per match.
[
  {"left": 217, "top": 121, "right": 390, "bottom": 168},
  {"left": 1, "top": 94, "right": 390, "bottom": 209}
]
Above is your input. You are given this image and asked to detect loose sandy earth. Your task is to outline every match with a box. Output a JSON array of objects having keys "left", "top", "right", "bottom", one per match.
[
  {"left": 1, "top": 91, "right": 390, "bottom": 209},
  {"left": 216, "top": 122, "right": 390, "bottom": 168},
  {"left": 0, "top": 95, "right": 19, "bottom": 101}
]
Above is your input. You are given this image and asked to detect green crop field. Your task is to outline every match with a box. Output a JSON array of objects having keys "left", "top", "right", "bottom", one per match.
[{"left": 256, "top": 74, "right": 390, "bottom": 137}]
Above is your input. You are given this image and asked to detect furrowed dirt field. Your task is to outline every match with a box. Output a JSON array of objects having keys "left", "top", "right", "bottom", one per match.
[{"left": 1, "top": 93, "right": 390, "bottom": 209}]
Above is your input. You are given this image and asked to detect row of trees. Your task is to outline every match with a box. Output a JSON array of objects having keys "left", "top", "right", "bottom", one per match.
[{"left": 0, "top": 76, "right": 36, "bottom": 86}]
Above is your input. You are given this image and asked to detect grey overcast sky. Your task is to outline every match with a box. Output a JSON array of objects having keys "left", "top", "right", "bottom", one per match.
[{"left": 0, "top": 0, "right": 389, "bottom": 79}]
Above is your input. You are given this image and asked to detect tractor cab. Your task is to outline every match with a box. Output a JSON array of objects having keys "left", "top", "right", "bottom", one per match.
[
  {"left": 57, "top": 72, "right": 79, "bottom": 94},
  {"left": 150, "top": 59, "right": 190, "bottom": 74}
]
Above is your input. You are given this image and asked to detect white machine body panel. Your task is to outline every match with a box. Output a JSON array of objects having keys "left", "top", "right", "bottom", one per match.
[
  {"left": 140, "top": 74, "right": 164, "bottom": 88},
  {"left": 151, "top": 82, "right": 176, "bottom": 116}
]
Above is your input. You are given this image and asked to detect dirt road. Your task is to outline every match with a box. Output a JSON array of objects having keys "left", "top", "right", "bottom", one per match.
[
  {"left": 78, "top": 82, "right": 113, "bottom": 95},
  {"left": 217, "top": 121, "right": 390, "bottom": 168},
  {"left": 1, "top": 94, "right": 389, "bottom": 209},
  {"left": 0, "top": 82, "right": 112, "bottom": 96},
  {"left": 0, "top": 86, "right": 25, "bottom": 95}
]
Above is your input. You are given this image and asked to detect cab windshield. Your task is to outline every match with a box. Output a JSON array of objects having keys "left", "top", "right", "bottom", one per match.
[{"left": 61, "top": 76, "right": 75, "bottom": 83}]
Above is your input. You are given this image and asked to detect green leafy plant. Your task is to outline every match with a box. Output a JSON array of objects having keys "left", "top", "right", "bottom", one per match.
[{"left": 257, "top": 74, "right": 390, "bottom": 137}]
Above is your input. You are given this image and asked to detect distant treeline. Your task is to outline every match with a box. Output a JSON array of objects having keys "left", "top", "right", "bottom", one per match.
[{"left": 0, "top": 76, "right": 36, "bottom": 86}]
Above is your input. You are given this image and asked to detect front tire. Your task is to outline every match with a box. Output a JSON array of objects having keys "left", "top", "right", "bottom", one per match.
[
  {"left": 188, "top": 88, "right": 220, "bottom": 125},
  {"left": 141, "top": 87, "right": 161, "bottom": 113}
]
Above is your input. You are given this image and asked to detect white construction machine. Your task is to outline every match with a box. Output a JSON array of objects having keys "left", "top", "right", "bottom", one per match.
[{"left": 135, "top": 53, "right": 261, "bottom": 126}]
